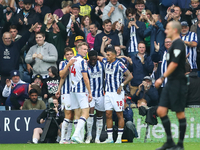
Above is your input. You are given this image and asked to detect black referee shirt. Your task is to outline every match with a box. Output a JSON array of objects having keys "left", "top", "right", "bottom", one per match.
[{"left": 166, "top": 38, "right": 186, "bottom": 80}]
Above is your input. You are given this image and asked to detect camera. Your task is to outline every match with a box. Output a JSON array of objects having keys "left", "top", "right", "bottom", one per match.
[
  {"left": 130, "top": 18, "right": 134, "bottom": 21},
  {"left": 46, "top": 97, "right": 56, "bottom": 118},
  {"left": 171, "top": 9, "right": 174, "bottom": 13},
  {"left": 139, "top": 106, "right": 158, "bottom": 125}
]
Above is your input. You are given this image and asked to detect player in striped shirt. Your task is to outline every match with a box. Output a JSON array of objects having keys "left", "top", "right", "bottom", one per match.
[
  {"left": 98, "top": 48, "right": 133, "bottom": 143},
  {"left": 63, "top": 42, "right": 92, "bottom": 143},
  {"left": 180, "top": 21, "right": 198, "bottom": 70},
  {"left": 56, "top": 47, "right": 74, "bottom": 144},
  {"left": 85, "top": 50, "right": 105, "bottom": 144}
]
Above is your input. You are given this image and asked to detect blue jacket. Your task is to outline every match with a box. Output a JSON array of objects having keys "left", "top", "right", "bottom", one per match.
[
  {"left": 123, "top": 20, "right": 146, "bottom": 53},
  {"left": 172, "top": 0, "right": 191, "bottom": 9},
  {"left": 94, "top": 30, "right": 120, "bottom": 54},
  {"left": 144, "top": 21, "right": 165, "bottom": 56},
  {"left": 0, "top": 31, "right": 31, "bottom": 76},
  {"left": 5, "top": 84, "right": 29, "bottom": 109},
  {"left": 132, "top": 85, "right": 159, "bottom": 107},
  {"left": 128, "top": 54, "right": 154, "bottom": 86},
  {"left": 160, "top": 0, "right": 173, "bottom": 7}
]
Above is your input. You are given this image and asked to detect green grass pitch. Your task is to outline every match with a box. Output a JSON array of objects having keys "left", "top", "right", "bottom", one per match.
[{"left": 1, "top": 142, "right": 200, "bottom": 150}]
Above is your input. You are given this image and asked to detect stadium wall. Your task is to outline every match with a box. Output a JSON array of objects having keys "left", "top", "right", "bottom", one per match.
[{"left": 0, "top": 108, "right": 199, "bottom": 143}]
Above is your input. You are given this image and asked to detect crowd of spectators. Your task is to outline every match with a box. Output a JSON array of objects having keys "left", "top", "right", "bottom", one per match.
[{"left": 0, "top": 0, "right": 200, "bottom": 110}]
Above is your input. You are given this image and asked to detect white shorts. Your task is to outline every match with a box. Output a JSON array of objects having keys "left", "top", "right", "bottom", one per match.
[
  {"left": 104, "top": 91, "right": 124, "bottom": 112},
  {"left": 89, "top": 96, "right": 105, "bottom": 112},
  {"left": 70, "top": 92, "right": 89, "bottom": 109},
  {"left": 61, "top": 94, "right": 71, "bottom": 110}
]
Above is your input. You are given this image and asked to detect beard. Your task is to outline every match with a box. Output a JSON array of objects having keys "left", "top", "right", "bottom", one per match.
[
  {"left": 181, "top": 30, "right": 189, "bottom": 35},
  {"left": 30, "top": 98, "right": 38, "bottom": 104}
]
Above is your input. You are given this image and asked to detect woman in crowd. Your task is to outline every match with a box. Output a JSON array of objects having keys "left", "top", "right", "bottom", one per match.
[
  {"left": 43, "top": 13, "right": 54, "bottom": 32},
  {"left": 81, "top": 15, "right": 92, "bottom": 38}
]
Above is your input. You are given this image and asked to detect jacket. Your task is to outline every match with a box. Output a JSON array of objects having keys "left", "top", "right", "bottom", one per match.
[
  {"left": 132, "top": 85, "right": 159, "bottom": 107},
  {"left": 128, "top": 54, "right": 154, "bottom": 86},
  {"left": 94, "top": 30, "right": 120, "bottom": 54},
  {"left": 0, "top": 31, "right": 31, "bottom": 76},
  {"left": 144, "top": 21, "right": 165, "bottom": 56},
  {"left": 123, "top": 20, "right": 146, "bottom": 53},
  {"left": 102, "top": 2, "right": 126, "bottom": 25},
  {"left": 14, "top": 9, "right": 39, "bottom": 35},
  {"left": 2, "top": 79, "right": 26, "bottom": 97},
  {"left": 41, "top": 22, "right": 67, "bottom": 60},
  {"left": 25, "top": 42, "right": 58, "bottom": 77}
]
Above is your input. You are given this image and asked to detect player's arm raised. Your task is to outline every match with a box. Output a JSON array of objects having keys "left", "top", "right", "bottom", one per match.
[
  {"left": 97, "top": 56, "right": 104, "bottom": 62},
  {"left": 59, "top": 59, "right": 76, "bottom": 78}
]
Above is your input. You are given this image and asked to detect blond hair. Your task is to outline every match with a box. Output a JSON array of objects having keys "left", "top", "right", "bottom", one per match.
[{"left": 61, "top": 1, "right": 72, "bottom": 8}]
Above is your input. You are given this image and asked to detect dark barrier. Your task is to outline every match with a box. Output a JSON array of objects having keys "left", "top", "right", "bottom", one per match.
[{"left": 0, "top": 110, "right": 44, "bottom": 144}]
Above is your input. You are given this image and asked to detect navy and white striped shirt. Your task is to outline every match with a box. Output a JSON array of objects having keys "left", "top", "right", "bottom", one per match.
[
  {"left": 70, "top": 54, "right": 88, "bottom": 93},
  {"left": 59, "top": 60, "right": 70, "bottom": 94},
  {"left": 87, "top": 61, "right": 104, "bottom": 98},
  {"left": 181, "top": 31, "right": 198, "bottom": 69},
  {"left": 128, "top": 26, "right": 138, "bottom": 53},
  {"left": 102, "top": 58, "right": 128, "bottom": 92},
  {"left": 161, "top": 50, "right": 168, "bottom": 87}
]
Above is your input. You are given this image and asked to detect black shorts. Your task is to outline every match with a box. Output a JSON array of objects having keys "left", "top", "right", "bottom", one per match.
[{"left": 159, "top": 79, "right": 187, "bottom": 112}]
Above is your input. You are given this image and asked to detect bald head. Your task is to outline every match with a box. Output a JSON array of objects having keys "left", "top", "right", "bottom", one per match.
[
  {"left": 165, "top": 21, "right": 181, "bottom": 39},
  {"left": 2, "top": 32, "right": 12, "bottom": 46},
  {"left": 170, "top": 21, "right": 182, "bottom": 34}
]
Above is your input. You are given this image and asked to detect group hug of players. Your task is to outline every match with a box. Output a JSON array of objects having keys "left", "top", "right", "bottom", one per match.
[{"left": 56, "top": 42, "right": 133, "bottom": 144}]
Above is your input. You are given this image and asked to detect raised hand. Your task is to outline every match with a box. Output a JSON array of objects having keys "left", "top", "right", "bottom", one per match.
[
  {"left": 29, "top": 22, "right": 38, "bottom": 32},
  {"left": 154, "top": 41, "right": 160, "bottom": 52},
  {"left": 6, "top": 13, "right": 12, "bottom": 22},
  {"left": 6, "top": 79, "right": 11, "bottom": 87},
  {"left": 118, "top": 4, "right": 123, "bottom": 10}
]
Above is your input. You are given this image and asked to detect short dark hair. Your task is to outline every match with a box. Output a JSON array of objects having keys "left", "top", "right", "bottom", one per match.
[
  {"left": 64, "top": 47, "right": 74, "bottom": 55},
  {"left": 35, "top": 32, "right": 45, "bottom": 37},
  {"left": 48, "top": 66, "right": 58, "bottom": 77},
  {"left": 136, "top": 0, "right": 145, "bottom": 5},
  {"left": 29, "top": 89, "right": 38, "bottom": 95},
  {"left": 89, "top": 23, "right": 97, "bottom": 28},
  {"left": 103, "top": 19, "right": 112, "bottom": 26},
  {"left": 138, "top": 41, "right": 146, "bottom": 46},
  {"left": 106, "top": 47, "right": 117, "bottom": 55},
  {"left": 37, "top": 22, "right": 42, "bottom": 26},
  {"left": 88, "top": 50, "right": 98, "bottom": 58},
  {"left": 125, "top": 8, "right": 136, "bottom": 16},
  {"left": 51, "top": 96, "right": 58, "bottom": 101},
  {"left": 9, "top": 25, "right": 18, "bottom": 30}
]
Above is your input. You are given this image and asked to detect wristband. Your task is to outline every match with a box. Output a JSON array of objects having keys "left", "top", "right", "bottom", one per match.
[{"left": 160, "top": 75, "right": 165, "bottom": 80}]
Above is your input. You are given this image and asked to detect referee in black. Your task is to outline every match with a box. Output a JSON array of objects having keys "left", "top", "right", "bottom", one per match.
[{"left": 155, "top": 21, "right": 187, "bottom": 150}]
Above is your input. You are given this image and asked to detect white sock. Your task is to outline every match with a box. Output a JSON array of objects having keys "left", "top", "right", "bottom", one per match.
[
  {"left": 56, "top": 135, "right": 61, "bottom": 142},
  {"left": 74, "top": 119, "right": 78, "bottom": 129},
  {"left": 65, "top": 120, "right": 73, "bottom": 141},
  {"left": 117, "top": 128, "right": 124, "bottom": 141},
  {"left": 73, "top": 117, "right": 86, "bottom": 138},
  {"left": 32, "top": 138, "right": 38, "bottom": 144},
  {"left": 87, "top": 114, "right": 94, "bottom": 137},
  {"left": 79, "top": 125, "right": 85, "bottom": 141},
  {"left": 96, "top": 117, "right": 103, "bottom": 140},
  {"left": 107, "top": 128, "right": 113, "bottom": 140},
  {"left": 61, "top": 118, "right": 69, "bottom": 141}
]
